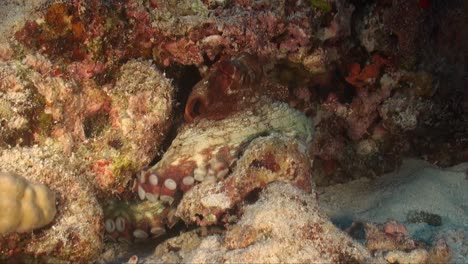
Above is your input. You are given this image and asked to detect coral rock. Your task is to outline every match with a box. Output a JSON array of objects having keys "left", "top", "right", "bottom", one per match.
[
  {"left": 0, "top": 143, "right": 102, "bottom": 262},
  {"left": 0, "top": 58, "right": 174, "bottom": 195},
  {"left": 155, "top": 182, "right": 371, "bottom": 263}
]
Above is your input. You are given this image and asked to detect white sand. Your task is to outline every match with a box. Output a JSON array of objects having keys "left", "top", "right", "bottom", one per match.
[{"left": 319, "top": 158, "right": 468, "bottom": 263}]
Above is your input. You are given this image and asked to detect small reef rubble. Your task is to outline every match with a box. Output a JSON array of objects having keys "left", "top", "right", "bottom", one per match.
[{"left": 363, "top": 220, "right": 452, "bottom": 264}]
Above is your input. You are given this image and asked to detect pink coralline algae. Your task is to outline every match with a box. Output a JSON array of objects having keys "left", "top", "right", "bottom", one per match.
[
  {"left": 150, "top": 0, "right": 314, "bottom": 66},
  {"left": 0, "top": 56, "right": 174, "bottom": 196},
  {"left": 363, "top": 220, "right": 452, "bottom": 263},
  {"left": 323, "top": 55, "right": 397, "bottom": 141}
]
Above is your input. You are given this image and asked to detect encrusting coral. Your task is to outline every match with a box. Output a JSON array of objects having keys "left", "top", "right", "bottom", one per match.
[
  {"left": 363, "top": 220, "right": 452, "bottom": 264},
  {"left": 0, "top": 57, "right": 174, "bottom": 196},
  {"left": 80, "top": 59, "right": 174, "bottom": 195},
  {"left": 0, "top": 171, "right": 56, "bottom": 235}
]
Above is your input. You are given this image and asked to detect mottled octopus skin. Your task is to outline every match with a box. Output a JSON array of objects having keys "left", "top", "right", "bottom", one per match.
[
  {"left": 134, "top": 98, "right": 313, "bottom": 206},
  {"left": 176, "top": 133, "right": 313, "bottom": 226},
  {"left": 184, "top": 53, "right": 288, "bottom": 122}
]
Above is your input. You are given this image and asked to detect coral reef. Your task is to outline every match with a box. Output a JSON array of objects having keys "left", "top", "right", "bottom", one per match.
[
  {"left": 0, "top": 57, "right": 174, "bottom": 195},
  {"left": 0, "top": 171, "right": 56, "bottom": 235},
  {"left": 9, "top": 0, "right": 466, "bottom": 186},
  {"left": 0, "top": 142, "right": 102, "bottom": 262},
  {"left": 0, "top": 0, "right": 465, "bottom": 262},
  {"left": 110, "top": 98, "right": 313, "bottom": 240},
  {"left": 79, "top": 59, "right": 174, "bottom": 195},
  {"left": 150, "top": 0, "right": 315, "bottom": 66},
  {"left": 152, "top": 182, "right": 371, "bottom": 263}
]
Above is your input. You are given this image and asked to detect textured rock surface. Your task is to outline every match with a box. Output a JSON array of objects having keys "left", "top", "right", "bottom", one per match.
[
  {"left": 109, "top": 99, "right": 313, "bottom": 241},
  {"left": 0, "top": 58, "right": 174, "bottom": 195},
  {"left": 0, "top": 142, "right": 103, "bottom": 262},
  {"left": 153, "top": 182, "right": 371, "bottom": 263}
]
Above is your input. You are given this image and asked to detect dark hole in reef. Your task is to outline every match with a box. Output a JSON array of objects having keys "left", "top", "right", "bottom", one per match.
[
  {"left": 83, "top": 111, "right": 109, "bottom": 139},
  {"left": 148, "top": 64, "right": 202, "bottom": 166},
  {"left": 347, "top": 221, "right": 366, "bottom": 241},
  {"left": 250, "top": 155, "right": 280, "bottom": 172},
  {"left": 195, "top": 214, "right": 204, "bottom": 221},
  {"left": 388, "top": 33, "right": 399, "bottom": 51},
  {"left": 108, "top": 139, "right": 123, "bottom": 150},
  {"left": 342, "top": 82, "right": 357, "bottom": 104},
  {"left": 244, "top": 188, "right": 262, "bottom": 205},
  {"left": 202, "top": 52, "right": 222, "bottom": 67}
]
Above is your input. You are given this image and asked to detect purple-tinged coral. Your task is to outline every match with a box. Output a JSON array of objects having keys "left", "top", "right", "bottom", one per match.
[{"left": 151, "top": 0, "right": 314, "bottom": 66}]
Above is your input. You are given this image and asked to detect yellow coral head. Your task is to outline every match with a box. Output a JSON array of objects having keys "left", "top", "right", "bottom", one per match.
[{"left": 0, "top": 171, "right": 57, "bottom": 235}]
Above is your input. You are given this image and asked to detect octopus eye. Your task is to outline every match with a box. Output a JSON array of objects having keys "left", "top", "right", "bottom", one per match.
[{"left": 185, "top": 94, "right": 209, "bottom": 122}]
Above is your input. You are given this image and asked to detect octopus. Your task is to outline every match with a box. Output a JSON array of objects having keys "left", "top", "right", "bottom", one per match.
[
  {"left": 104, "top": 54, "right": 314, "bottom": 241},
  {"left": 184, "top": 53, "right": 289, "bottom": 123}
]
